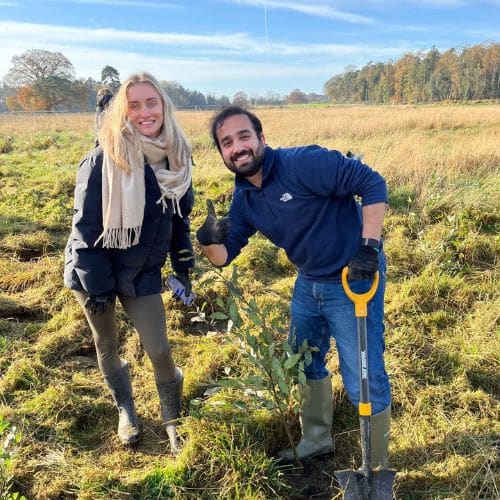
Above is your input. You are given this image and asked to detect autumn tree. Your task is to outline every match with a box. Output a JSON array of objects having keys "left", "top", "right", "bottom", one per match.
[
  {"left": 287, "top": 89, "right": 308, "bottom": 104},
  {"left": 17, "top": 86, "right": 47, "bottom": 111},
  {"left": 232, "top": 91, "right": 249, "bottom": 107},
  {"left": 186, "top": 89, "right": 207, "bottom": 107},
  {"left": 5, "top": 49, "right": 74, "bottom": 87},
  {"left": 217, "top": 95, "right": 231, "bottom": 107},
  {"left": 100, "top": 65, "right": 120, "bottom": 92},
  {"left": 78, "top": 77, "right": 101, "bottom": 111},
  {"left": 37, "top": 76, "right": 84, "bottom": 110},
  {"left": 419, "top": 46, "right": 440, "bottom": 101},
  {"left": 323, "top": 74, "right": 343, "bottom": 101},
  {"left": 5, "top": 94, "right": 22, "bottom": 111},
  {"left": 430, "top": 49, "right": 459, "bottom": 100},
  {"left": 324, "top": 65, "right": 358, "bottom": 102},
  {"left": 324, "top": 70, "right": 351, "bottom": 102},
  {"left": 323, "top": 42, "right": 499, "bottom": 104},
  {"left": 393, "top": 53, "right": 420, "bottom": 103},
  {"left": 4, "top": 49, "right": 83, "bottom": 110},
  {"left": 162, "top": 81, "right": 191, "bottom": 107},
  {"left": 482, "top": 42, "right": 500, "bottom": 99},
  {"left": 379, "top": 62, "right": 395, "bottom": 102},
  {"left": 0, "top": 83, "right": 15, "bottom": 111},
  {"left": 264, "top": 91, "right": 283, "bottom": 105},
  {"left": 306, "top": 93, "right": 327, "bottom": 103},
  {"left": 458, "top": 44, "right": 495, "bottom": 100}
]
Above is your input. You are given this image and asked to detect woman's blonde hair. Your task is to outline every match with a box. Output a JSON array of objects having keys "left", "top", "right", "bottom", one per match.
[{"left": 98, "top": 72, "right": 191, "bottom": 173}]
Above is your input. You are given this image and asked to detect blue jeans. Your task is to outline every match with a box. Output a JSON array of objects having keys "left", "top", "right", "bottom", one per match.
[{"left": 289, "top": 265, "right": 391, "bottom": 414}]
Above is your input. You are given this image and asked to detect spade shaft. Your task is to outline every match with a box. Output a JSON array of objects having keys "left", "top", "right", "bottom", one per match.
[{"left": 335, "top": 268, "right": 395, "bottom": 499}]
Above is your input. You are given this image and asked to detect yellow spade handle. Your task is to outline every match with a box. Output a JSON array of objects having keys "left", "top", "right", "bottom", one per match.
[{"left": 341, "top": 267, "right": 379, "bottom": 317}]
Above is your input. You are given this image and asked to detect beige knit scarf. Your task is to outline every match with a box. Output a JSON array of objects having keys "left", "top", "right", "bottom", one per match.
[{"left": 97, "top": 134, "right": 192, "bottom": 249}]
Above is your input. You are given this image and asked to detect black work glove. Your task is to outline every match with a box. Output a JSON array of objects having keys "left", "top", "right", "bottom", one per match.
[
  {"left": 347, "top": 246, "right": 379, "bottom": 281},
  {"left": 174, "top": 270, "right": 192, "bottom": 297},
  {"left": 196, "top": 199, "right": 230, "bottom": 246},
  {"left": 84, "top": 292, "right": 115, "bottom": 316}
]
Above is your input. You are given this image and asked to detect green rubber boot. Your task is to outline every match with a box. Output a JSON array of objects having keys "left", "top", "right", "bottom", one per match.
[
  {"left": 371, "top": 405, "right": 391, "bottom": 468},
  {"left": 277, "top": 375, "right": 334, "bottom": 462},
  {"left": 156, "top": 368, "right": 183, "bottom": 455},
  {"left": 103, "top": 360, "right": 140, "bottom": 446}
]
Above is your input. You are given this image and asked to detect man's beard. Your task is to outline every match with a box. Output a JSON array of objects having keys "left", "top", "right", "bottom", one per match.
[{"left": 225, "top": 142, "right": 265, "bottom": 178}]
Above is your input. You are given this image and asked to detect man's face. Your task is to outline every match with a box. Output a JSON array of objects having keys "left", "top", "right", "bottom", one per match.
[{"left": 216, "top": 114, "right": 265, "bottom": 178}]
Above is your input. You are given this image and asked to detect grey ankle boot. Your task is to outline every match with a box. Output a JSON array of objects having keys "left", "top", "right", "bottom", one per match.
[
  {"left": 371, "top": 405, "right": 391, "bottom": 468},
  {"left": 277, "top": 374, "right": 334, "bottom": 462},
  {"left": 156, "top": 368, "right": 183, "bottom": 454},
  {"left": 103, "top": 360, "right": 140, "bottom": 446}
]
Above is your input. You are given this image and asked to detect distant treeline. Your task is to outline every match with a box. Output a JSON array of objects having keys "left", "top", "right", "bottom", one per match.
[
  {"left": 1, "top": 42, "right": 498, "bottom": 112},
  {"left": 0, "top": 50, "right": 325, "bottom": 112},
  {"left": 323, "top": 42, "right": 499, "bottom": 103}
]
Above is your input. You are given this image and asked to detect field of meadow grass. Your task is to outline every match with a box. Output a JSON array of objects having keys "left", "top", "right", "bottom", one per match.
[{"left": 0, "top": 104, "right": 498, "bottom": 499}]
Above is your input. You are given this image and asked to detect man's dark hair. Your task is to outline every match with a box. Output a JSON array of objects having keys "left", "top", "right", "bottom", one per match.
[{"left": 210, "top": 106, "right": 263, "bottom": 153}]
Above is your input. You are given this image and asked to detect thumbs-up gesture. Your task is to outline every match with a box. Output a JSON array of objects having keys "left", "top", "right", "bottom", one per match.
[{"left": 196, "top": 199, "right": 230, "bottom": 246}]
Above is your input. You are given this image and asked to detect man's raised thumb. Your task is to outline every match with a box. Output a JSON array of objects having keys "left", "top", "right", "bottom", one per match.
[{"left": 206, "top": 199, "right": 216, "bottom": 217}]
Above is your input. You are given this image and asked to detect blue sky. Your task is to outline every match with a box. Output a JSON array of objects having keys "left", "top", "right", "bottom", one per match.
[{"left": 1, "top": 0, "right": 498, "bottom": 97}]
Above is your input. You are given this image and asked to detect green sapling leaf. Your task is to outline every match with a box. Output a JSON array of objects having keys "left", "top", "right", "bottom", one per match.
[
  {"left": 218, "top": 379, "right": 244, "bottom": 389},
  {"left": 284, "top": 353, "right": 302, "bottom": 369},
  {"left": 278, "top": 379, "right": 290, "bottom": 395},
  {"left": 211, "top": 311, "right": 228, "bottom": 320}
]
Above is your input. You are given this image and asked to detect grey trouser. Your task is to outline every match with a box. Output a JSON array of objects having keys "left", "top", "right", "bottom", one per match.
[{"left": 73, "top": 291, "right": 177, "bottom": 384}]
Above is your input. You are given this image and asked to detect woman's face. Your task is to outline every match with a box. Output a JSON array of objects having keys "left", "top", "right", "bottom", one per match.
[{"left": 126, "top": 82, "right": 164, "bottom": 137}]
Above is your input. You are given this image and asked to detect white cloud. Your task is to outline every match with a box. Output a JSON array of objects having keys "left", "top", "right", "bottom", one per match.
[
  {"left": 0, "top": 21, "right": 253, "bottom": 49},
  {"left": 0, "top": 20, "right": 413, "bottom": 59},
  {"left": 1, "top": 40, "right": 341, "bottom": 94},
  {"left": 220, "top": 0, "right": 375, "bottom": 24},
  {"left": 0, "top": 20, "right": 454, "bottom": 94},
  {"left": 461, "top": 29, "right": 500, "bottom": 39}
]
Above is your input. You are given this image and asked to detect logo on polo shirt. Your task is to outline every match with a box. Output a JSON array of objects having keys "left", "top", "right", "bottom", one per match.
[{"left": 280, "top": 192, "right": 293, "bottom": 202}]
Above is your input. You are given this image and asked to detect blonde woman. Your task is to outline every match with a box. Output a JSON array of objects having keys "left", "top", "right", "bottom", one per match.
[{"left": 64, "top": 72, "right": 194, "bottom": 454}]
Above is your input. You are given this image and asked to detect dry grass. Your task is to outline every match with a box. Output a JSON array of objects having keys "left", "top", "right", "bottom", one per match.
[
  {"left": 2, "top": 105, "right": 498, "bottom": 190},
  {"left": 0, "top": 112, "right": 95, "bottom": 134}
]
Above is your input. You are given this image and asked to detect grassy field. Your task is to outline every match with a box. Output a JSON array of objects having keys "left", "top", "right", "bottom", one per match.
[{"left": 0, "top": 104, "right": 498, "bottom": 499}]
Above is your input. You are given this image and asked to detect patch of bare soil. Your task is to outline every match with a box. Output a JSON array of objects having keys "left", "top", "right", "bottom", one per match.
[{"left": 282, "top": 454, "right": 342, "bottom": 499}]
